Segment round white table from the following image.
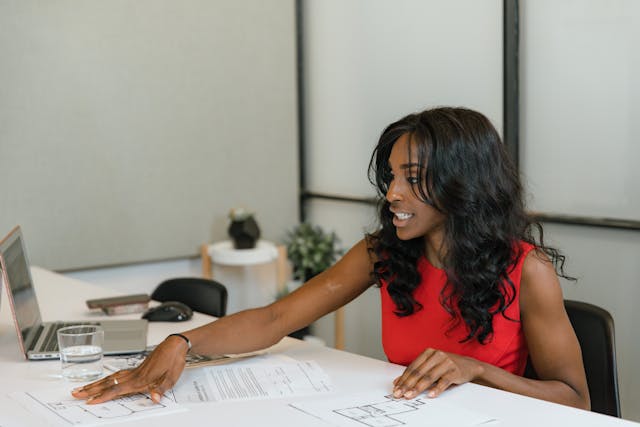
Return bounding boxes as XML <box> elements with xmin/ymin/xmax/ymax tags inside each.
<box><xmin>202</xmin><ymin>240</ymin><xmax>287</xmax><ymax>314</ymax></box>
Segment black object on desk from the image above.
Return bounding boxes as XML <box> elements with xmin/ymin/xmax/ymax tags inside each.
<box><xmin>142</xmin><ymin>301</ymin><xmax>193</xmax><ymax>322</ymax></box>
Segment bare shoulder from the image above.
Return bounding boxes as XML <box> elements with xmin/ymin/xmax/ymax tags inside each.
<box><xmin>294</xmin><ymin>238</ymin><xmax>376</xmax><ymax>299</ymax></box>
<box><xmin>329</xmin><ymin>238</ymin><xmax>377</xmax><ymax>283</ymax></box>
<box><xmin>520</xmin><ymin>249</ymin><xmax>565</xmax><ymax>319</ymax></box>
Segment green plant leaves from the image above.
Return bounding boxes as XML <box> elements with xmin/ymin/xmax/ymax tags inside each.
<box><xmin>284</xmin><ymin>223</ymin><xmax>341</xmax><ymax>281</ymax></box>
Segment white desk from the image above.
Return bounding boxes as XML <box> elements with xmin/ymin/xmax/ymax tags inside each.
<box><xmin>0</xmin><ymin>267</ymin><xmax>637</xmax><ymax>427</ymax></box>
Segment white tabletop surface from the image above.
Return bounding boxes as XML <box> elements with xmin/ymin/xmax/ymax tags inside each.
<box><xmin>0</xmin><ymin>267</ymin><xmax>637</xmax><ymax>427</ymax></box>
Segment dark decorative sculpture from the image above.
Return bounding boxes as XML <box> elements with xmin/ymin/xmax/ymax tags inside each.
<box><xmin>227</xmin><ymin>208</ymin><xmax>260</xmax><ymax>249</ymax></box>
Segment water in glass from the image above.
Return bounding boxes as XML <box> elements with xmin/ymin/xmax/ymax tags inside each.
<box><xmin>61</xmin><ymin>344</ymin><xmax>103</xmax><ymax>381</ymax></box>
<box><xmin>57</xmin><ymin>325</ymin><xmax>104</xmax><ymax>382</ymax></box>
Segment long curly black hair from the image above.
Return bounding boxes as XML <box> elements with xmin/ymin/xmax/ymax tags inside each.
<box><xmin>367</xmin><ymin>107</ymin><xmax>572</xmax><ymax>344</ymax></box>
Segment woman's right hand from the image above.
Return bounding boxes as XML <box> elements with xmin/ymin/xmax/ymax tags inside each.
<box><xmin>71</xmin><ymin>335</ymin><xmax>189</xmax><ymax>404</ymax></box>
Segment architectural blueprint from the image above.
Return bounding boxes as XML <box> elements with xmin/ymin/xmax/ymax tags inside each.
<box><xmin>289</xmin><ymin>391</ymin><xmax>497</xmax><ymax>427</ymax></box>
<box><xmin>10</xmin><ymin>389</ymin><xmax>185</xmax><ymax>426</ymax></box>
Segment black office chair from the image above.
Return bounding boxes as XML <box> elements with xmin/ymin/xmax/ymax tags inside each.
<box><xmin>523</xmin><ymin>299</ymin><xmax>621</xmax><ymax>418</ymax></box>
<box><xmin>151</xmin><ymin>277</ymin><xmax>228</xmax><ymax>317</ymax></box>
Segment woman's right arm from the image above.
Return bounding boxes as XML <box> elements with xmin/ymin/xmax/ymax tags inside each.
<box><xmin>72</xmin><ymin>238</ymin><xmax>375</xmax><ymax>404</ymax></box>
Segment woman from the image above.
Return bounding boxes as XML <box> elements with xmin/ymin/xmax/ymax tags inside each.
<box><xmin>73</xmin><ymin>107</ymin><xmax>590</xmax><ymax>409</ymax></box>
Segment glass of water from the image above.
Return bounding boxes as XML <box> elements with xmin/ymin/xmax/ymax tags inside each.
<box><xmin>57</xmin><ymin>325</ymin><xmax>104</xmax><ymax>382</ymax></box>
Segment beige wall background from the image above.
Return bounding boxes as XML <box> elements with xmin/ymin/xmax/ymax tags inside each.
<box><xmin>0</xmin><ymin>0</ymin><xmax>298</xmax><ymax>271</ymax></box>
<box><xmin>519</xmin><ymin>0</ymin><xmax>640</xmax><ymax>420</ymax></box>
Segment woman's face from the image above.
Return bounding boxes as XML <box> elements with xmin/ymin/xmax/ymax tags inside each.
<box><xmin>385</xmin><ymin>133</ymin><xmax>446</xmax><ymax>243</ymax></box>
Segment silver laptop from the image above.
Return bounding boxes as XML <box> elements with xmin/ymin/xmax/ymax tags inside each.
<box><xmin>0</xmin><ymin>226</ymin><xmax>148</xmax><ymax>360</ymax></box>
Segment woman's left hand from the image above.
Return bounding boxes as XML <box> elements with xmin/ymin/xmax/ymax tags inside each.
<box><xmin>392</xmin><ymin>348</ymin><xmax>483</xmax><ymax>399</ymax></box>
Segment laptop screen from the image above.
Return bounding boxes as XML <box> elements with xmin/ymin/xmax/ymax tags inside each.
<box><xmin>0</xmin><ymin>228</ymin><xmax>42</xmax><ymax>341</ymax></box>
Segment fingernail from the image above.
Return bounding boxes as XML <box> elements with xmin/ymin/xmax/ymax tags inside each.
<box><xmin>428</xmin><ymin>390</ymin><xmax>436</xmax><ymax>398</ymax></box>
<box><xmin>393</xmin><ymin>388</ymin><xmax>402</xmax><ymax>398</ymax></box>
<box><xmin>404</xmin><ymin>390</ymin><xmax>415</xmax><ymax>398</ymax></box>
<box><xmin>87</xmin><ymin>391</ymin><xmax>103</xmax><ymax>404</ymax></box>
<box><xmin>72</xmin><ymin>387</ymin><xmax>83</xmax><ymax>392</ymax></box>
<box><xmin>151</xmin><ymin>392</ymin><xmax>161</xmax><ymax>402</ymax></box>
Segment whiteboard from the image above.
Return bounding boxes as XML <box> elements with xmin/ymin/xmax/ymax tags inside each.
<box><xmin>520</xmin><ymin>0</ymin><xmax>640</xmax><ymax>221</ymax></box>
<box><xmin>303</xmin><ymin>0</ymin><xmax>503</xmax><ymax>199</ymax></box>
<box><xmin>0</xmin><ymin>0</ymin><xmax>298</xmax><ymax>270</ymax></box>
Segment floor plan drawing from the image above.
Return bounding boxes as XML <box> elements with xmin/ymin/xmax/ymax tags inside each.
<box><xmin>332</xmin><ymin>395</ymin><xmax>428</xmax><ymax>427</ymax></box>
<box><xmin>11</xmin><ymin>389</ymin><xmax>185</xmax><ymax>427</ymax></box>
<box><xmin>289</xmin><ymin>390</ymin><xmax>496</xmax><ymax>427</ymax></box>
<box><xmin>32</xmin><ymin>393</ymin><xmax>170</xmax><ymax>425</ymax></box>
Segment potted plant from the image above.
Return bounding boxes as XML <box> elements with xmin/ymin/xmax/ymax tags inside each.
<box><xmin>284</xmin><ymin>222</ymin><xmax>341</xmax><ymax>283</ymax></box>
<box><xmin>282</xmin><ymin>222</ymin><xmax>341</xmax><ymax>340</ymax></box>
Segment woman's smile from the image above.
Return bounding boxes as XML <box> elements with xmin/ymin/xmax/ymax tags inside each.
<box><xmin>391</xmin><ymin>210</ymin><xmax>414</xmax><ymax>226</ymax></box>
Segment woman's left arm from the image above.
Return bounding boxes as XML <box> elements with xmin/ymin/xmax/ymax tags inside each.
<box><xmin>392</xmin><ymin>251</ymin><xmax>590</xmax><ymax>409</ymax></box>
<box><xmin>510</xmin><ymin>249</ymin><xmax>590</xmax><ymax>408</ymax></box>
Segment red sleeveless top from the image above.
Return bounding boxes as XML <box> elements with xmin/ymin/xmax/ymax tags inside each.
<box><xmin>380</xmin><ymin>242</ymin><xmax>534</xmax><ymax>375</ymax></box>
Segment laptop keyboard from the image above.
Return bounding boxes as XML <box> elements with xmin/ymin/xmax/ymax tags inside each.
<box><xmin>42</xmin><ymin>322</ymin><xmax>98</xmax><ymax>352</ymax></box>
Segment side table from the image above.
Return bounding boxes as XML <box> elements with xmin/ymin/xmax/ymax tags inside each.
<box><xmin>200</xmin><ymin>240</ymin><xmax>287</xmax><ymax>313</ymax></box>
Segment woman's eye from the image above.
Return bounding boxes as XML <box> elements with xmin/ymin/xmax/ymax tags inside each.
<box><xmin>407</xmin><ymin>176</ymin><xmax>419</xmax><ymax>185</ymax></box>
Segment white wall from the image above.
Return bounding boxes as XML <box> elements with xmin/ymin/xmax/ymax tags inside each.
<box><xmin>303</xmin><ymin>0</ymin><xmax>503</xmax><ymax>199</ymax></box>
<box><xmin>0</xmin><ymin>0</ymin><xmax>298</xmax><ymax>271</ymax></box>
<box><xmin>66</xmin><ymin>258</ymin><xmax>201</xmax><ymax>296</ymax></box>
<box><xmin>520</xmin><ymin>1</ymin><xmax>640</xmax><ymax>419</ymax></box>
<box><xmin>521</xmin><ymin>0</ymin><xmax>640</xmax><ymax>220</ymax></box>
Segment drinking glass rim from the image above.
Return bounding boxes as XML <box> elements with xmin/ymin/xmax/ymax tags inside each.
<box><xmin>57</xmin><ymin>324</ymin><xmax>104</xmax><ymax>336</ymax></box>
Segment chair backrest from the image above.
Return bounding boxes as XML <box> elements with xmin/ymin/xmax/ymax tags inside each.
<box><xmin>565</xmin><ymin>300</ymin><xmax>621</xmax><ymax>417</ymax></box>
<box><xmin>151</xmin><ymin>277</ymin><xmax>228</xmax><ymax>317</ymax></box>
<box><xmin>523</xmin><ymin>300</ymin><xmax>621</xmax><ymax>418</ymax></box>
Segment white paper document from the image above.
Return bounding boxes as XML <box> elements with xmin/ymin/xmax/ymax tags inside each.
<box><xmin>170</xmin><ymin>355</ymin><xmax>333</xmax><ymax>403</ymax></box>
<box><xmin>9</xmin><ymin>388</ymin><xmax>186</xmax><ymax>427</ymax></box>
<box><xmin>289</xmin><ymin>391</ymin><xmax>498</xmax><ymax>427</ymax></box>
